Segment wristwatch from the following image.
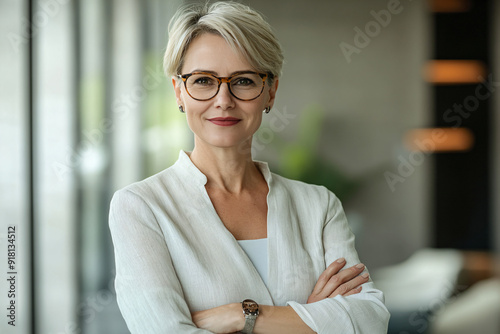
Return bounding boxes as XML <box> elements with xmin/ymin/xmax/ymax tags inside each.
<box><xmin>241</xmin><ymin>299</ymin><xmax>259</xmax><ymax>334</ymax></box>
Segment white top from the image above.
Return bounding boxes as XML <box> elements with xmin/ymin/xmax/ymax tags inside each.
<box><xmin>237</xmin><ymin>238</ymin><xmax>269</xmax><ymax>287</ymax></box>
<box><xmin>109</xmin><ymin>150</ymin><xmax>389</xmax><ymax>333</ymax></box>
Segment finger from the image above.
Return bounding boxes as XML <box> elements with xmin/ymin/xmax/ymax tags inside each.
<box><xmin>329</xmin><ymin>272</ymin><xmax>369</xmax><ymax>298</ymax></box>
<box><xmin>311</xmin><ymin>261</ymin><xmax>362</xmax><ymax>301</ymax></box>
<box><xmin>343</xmin><ymin>285</ymin><xmax>362</xmax><ymax>297</ymax></box>
<box><xmin>311</xmin><ymin>258</ymin><xmax>346</xmax><ymax>295</ymax></box>
<box><xmin>321</xmin><ymin>263</ymin><xmax>366</xmax><ymax>297</ymax></box>
<box><xmin>321</xmin><ymin>263</ymin><xmax>365</xmax><ymax>298</ymax></box>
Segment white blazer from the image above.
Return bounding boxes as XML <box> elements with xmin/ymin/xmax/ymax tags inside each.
<box><xmin>109</xmin><ymin>151</ymin><xmax>390</xmax><ymax>333</ymax></box>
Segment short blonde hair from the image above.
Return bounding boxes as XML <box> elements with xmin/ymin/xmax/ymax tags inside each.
<box><xmin>163</xmin><ymin>1</ymin><xmax>284</xmax><ymax>81</ymax></box>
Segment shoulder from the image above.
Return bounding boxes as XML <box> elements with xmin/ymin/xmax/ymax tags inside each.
<box><xmin>108</xmin><ymin>165</ymin><xmax>187</xmax><ymax>233</ymax></box>
<box><xmin>271</xmin><ymin>172</ymin><xmax>337</xmax><ymax>198</ymax></box>
<box><xmin>110</xmin><ymin>165</ymin><xmax>181</xmax><ymax>209</ymax></box>
<box><xmin>270</xmin><ymin>172</ymin><xmax>342</xmax><ymax>209</ymax></box>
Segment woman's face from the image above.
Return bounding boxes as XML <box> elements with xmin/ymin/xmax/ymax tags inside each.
<box><xmin>173</xmin><ymin>33</ymin><xmax>278</xmax><ymax>150</ymax></box>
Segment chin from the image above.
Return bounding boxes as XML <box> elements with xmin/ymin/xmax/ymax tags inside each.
<box><xmin>205</xmin><ymin>135</ymin><xmax>252</xmax><ymax>150</ymax></box>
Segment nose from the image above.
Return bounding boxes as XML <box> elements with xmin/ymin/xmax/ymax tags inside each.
<box><xmin>213</xmin><ymin>82</ymin><xmax>235</xmax><ymax>110</ymax></box>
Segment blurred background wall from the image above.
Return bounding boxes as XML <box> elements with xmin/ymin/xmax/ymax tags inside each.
<box><xmin>250</xmin><ymin>0</ymin><xmax>432</xmax><ymax>269</ymax></box>
<box><xmin>0</xmin><ymin>0</ymin><xmax>499</xmax><ymax>333</ymax></box>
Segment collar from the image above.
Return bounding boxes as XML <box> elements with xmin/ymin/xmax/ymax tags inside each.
<box><xmin>173</xmin><ymin>150</ymin><xmax>273</xmax><ymax>187</ymax></box>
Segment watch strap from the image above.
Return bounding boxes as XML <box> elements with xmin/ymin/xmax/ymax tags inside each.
<box><xmin>241</xmin><ymin>314</ymin><xmax>257</xmax><ymax>333</ymax></box>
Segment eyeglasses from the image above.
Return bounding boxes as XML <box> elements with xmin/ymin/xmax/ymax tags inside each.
<box><xmin>177</xmin><ymin>71</ymin><xmax>268</xmax><ymax>101</ymax></box>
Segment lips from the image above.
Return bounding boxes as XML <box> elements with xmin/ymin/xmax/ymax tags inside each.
<box><xmin>207</xmin><ymin>117</ymin><xmax>241</xmax><ymax>126</ymax></box>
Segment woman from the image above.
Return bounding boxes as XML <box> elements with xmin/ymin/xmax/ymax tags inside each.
<box><xmin>109</xmin><ymin>2</ymin><xmax>390</xmax><ymax>333</ymax></box>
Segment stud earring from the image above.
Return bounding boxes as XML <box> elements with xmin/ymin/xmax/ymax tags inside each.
<box><xmin>179</xmin><ymin>105</ymin><xmax>185</xmax><ymax>113</ymax></box>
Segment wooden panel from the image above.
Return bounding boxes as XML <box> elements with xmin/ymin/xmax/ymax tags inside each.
<box><xmin>405</xmin><ymin>127</ymin><xmax>474</xmax><ymax>152</ymax></box>
<box><xmin>425</xmin><ymin>60</ymin><xmax>486</xmax><ymax>84</ymax></box>
<box><xmin>429</xmin><ymin>0</ymin><xmax>471</xmax><ymax>12</ymax></box>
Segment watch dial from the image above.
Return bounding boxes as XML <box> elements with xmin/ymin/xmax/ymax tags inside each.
<box><xmin>243</xmin><ymin>300</ymin><xmax>259</xmax><ymax>315</ymax></box>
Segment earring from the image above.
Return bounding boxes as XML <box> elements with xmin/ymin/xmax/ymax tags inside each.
<box><xmin>263</xmin><ymin>107</ymin><xmax>271</xmax><ymax>114</ymax></box>
<box><xmin>178</xmin><ymin>105</ymin><xmax>185</xmax><ymax>113</ymax></box>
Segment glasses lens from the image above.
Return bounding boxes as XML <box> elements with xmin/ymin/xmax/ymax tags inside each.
<box><xmin>185</xmin><ymin>73</ymin><xmax>265</xmax><ymax>100</ymax></box>
<box><xmin>185</xmin><ymin>74</ymin><xmax>219</xmax><ymax>100</ymax></box>
<box><xmin>229</xmin><ymin>73</ymin><xmax>264</xmax><ymax>100</ymax></box>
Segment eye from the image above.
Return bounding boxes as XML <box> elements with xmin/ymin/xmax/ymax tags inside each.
<box><xmin>232</xmin><ymin>77</ymin><xmax>256</xmax><ymax>86</ymax></box>
<box><xmin>192</xmin><ymin>76</ymin><xmax>217</xmax><ymax>86</ymax></box>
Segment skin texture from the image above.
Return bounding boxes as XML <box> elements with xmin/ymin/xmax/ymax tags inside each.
<box><xmin>172</xmin><ymin>33</ymin><xmax>369</xmax><ymax>334</ymax></box>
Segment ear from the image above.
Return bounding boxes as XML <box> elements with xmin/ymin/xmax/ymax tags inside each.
<box><xmin>172</xmin><ymin>76</ymin><xmax>183</xmax><ymax>106</ymax></box>
<box><xmin>266</xmin><ymin>78</ymin><xmax>279</xmax><ymax>110</ymax></box>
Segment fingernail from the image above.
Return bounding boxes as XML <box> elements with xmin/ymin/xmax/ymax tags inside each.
<box><xmin>356</xmin><ymin>263</ymin><xmax>365</xmax><ymax>269</ymax></box>
<box><xmin>337</xmin><ymin>258</ymin><xmax>346</xmax><ymax>263</ymax></box>
<box><xmin>361</xmin><ymin>273</ymin><xmax>369</xmax><ymax>279</ymax></box>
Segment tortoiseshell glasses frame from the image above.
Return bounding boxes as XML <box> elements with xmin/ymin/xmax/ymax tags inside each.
<box><xmin>177</xmin><ymin>71</ymin><xmax>268</xmax><ymax>101</ymax></box>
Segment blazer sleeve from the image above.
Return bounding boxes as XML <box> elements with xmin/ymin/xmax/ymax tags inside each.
<box><xmin>286</xmin><ymin>190</ymin><xmax>390</xmax><ymax>333</ymax></box>
<box><xmin>109</xmin><ymin>189</ymin><xmax>212</xmax><ymax>334</ymax></box>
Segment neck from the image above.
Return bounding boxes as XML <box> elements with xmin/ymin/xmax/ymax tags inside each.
<box><xmin>188</xmin><ymin>138</ymin><xmax>263</xmax><ymax>194</ymax></box>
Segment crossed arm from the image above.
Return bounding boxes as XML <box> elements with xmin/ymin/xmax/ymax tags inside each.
<box><xmin>191</xmin><ymin>258</ymin><xmax>369</xmax><ymax>334</ymax></box>
<box><xmin>110</xmin><ymin>189</ymin><xmax>389</xmax><ymax>333</ymax></box>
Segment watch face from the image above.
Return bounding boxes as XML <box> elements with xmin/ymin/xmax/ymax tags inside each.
<box><xmin>242</xmin><ymin>299</ymin><xmax>259</xmax><ymax>316</ymax></box>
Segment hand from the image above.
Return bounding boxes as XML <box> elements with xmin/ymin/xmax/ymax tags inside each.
<box><xmin>307</xmin><ymin>258</ymin><xmax>369</xmax><ymax>304</ymax></box>
<box><xmin>191</xmin><ymin>302</ymin><xmax>243</xmax><ymax>333</ymax></box>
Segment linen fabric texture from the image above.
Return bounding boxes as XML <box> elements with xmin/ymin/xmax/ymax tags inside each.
<box><xmin>109</xmin><ymin>151</ymin><xmax>390</xmax><ymax>333</ymax></box>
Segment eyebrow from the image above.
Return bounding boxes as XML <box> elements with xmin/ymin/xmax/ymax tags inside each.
<box><xmin>189</xmin><ymin>69</ymin><xmax>256</xmax><ymax>76</ymax></box>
